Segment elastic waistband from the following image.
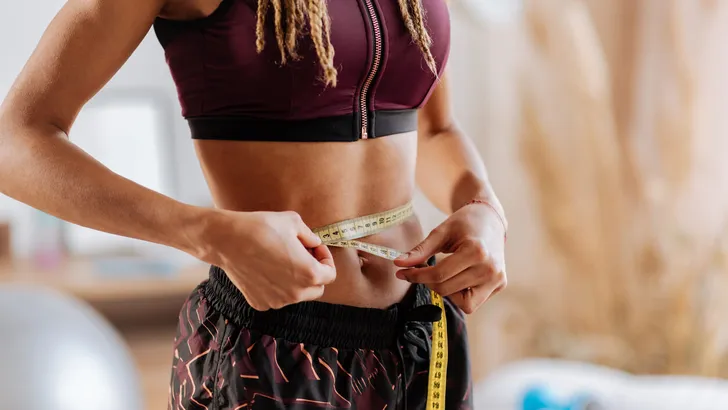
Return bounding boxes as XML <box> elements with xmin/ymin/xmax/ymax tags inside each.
<box><xmin>203</xmin><ymin>263</ymin><xmax>437</xmax><ymax>350</ymax></box>
<box><xmin>187</xmin><ymin>109</ymin><xmax>417</xmax><ymax>142</ymax></box>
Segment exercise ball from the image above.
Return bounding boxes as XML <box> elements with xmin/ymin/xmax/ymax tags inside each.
<box><xmin>0</xmin><ymin>284</ymin><xmax>144</xmax><ymax>410</ymax></box>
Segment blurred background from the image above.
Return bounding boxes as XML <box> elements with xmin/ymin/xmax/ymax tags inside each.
<box><xmin>2</xmin><ymin>0</ymin><xmax>728</xmax><ymax>409</ymax></box>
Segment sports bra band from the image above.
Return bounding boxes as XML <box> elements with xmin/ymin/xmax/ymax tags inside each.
<box><xmin>187</xmin><ymin>109</ymin><xmax>418</xmax><ymax>142</ymax></box>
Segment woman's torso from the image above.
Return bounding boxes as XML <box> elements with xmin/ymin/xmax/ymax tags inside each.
<box><xmin>155</xmin><ymin>0</ymin><xmax>450</xmax><ymax>308</ymax></box>
<box><xmin>196</xmin><ymin>135</ymin><xmax>422</xmax><ymax>308</ymax></box>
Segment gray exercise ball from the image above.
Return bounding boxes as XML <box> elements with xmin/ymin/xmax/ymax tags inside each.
<box><xmin>0</xmin><ymin>284</ymin><xmax>144</xmax><ymax>410</ymax></box>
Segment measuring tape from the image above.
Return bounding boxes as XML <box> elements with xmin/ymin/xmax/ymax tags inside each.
<box><xmin>313</xmin><ymin>202</ymin><xmax>448</xmax><ymax>409</ymax></box>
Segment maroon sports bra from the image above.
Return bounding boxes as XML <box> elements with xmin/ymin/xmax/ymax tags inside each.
<box><xmin>153</xmin><ymin>0</ymin><xmax>450</xmax><ymax>142</ymax></box>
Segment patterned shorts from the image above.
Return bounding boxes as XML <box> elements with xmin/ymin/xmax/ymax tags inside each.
<box><xmin>168</xmin><ymin>265</ymin><xmax>473</xmax><ymax>409</ymax></box>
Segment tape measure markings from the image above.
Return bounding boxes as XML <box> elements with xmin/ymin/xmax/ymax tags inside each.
<box><xmin>312</xmin><ymin>202</ymin><xmax>448</xmax><ymax>409</ymax></box>
<box><xmin>314</xmin><ymin>202</ymin><xmax>414</xmax><ymax>244</ymax></box>
<box><xmin>427</xmin><ymin>291</ymin><xmax>448</xmax><ymax>410</ymax></box>
<box><xmin>323</xmin><ymin>240</ymin><xmax>403</xmax><ymax>260</ymax></box>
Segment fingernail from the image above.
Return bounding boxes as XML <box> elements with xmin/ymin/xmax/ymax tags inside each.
<box><xmin>395</xmin><ymin>252</ymin><xmax>410</xmax><ymax>261</ymax></box>
<box><xmin>395</xmin><ymin>271</ymin><xmax>406</xmax><ymax>280</ymax></box>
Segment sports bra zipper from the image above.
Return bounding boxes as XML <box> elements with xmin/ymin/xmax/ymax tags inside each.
<box><xmin>359</xmin><ymin>0</ymin><xmax>383</xmax><ymax>139</ymax></box>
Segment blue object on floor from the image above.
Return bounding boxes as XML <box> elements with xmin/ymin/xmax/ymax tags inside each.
<box><xmin>0</xmin><ymin>285</ymin><xmax>144</xmax><ymax>410</ymax></box>
<box><xmin>522</xmin><ymin>385</ymin><xmax>601</xmax><ymax>410</ymax></box>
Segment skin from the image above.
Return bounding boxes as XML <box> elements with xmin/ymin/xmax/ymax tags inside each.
<box><xmin>0</xmin><ymin>0</ymin><xmax>507</xmax><ymax>313</ymax></box>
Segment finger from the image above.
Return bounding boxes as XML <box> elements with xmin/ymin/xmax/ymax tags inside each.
<box><xmin>310</xmin><ymin>243</ymin><xmax>334</xmax><ymax>264</ymax></box>
<box><xmin>311</xmin><ymin>244</ymin><xmax>336</xmax><ymax>269</ymax></box>
<box><xmin>289</xmin><ymin>241</ymin><xmax>337</xmax><ymax>286</ymax></box>
<box><xmin>447</xmin><ymin>285</ymin><xmax>488</xmax><ymax>315</ymax></box>
<box><xmin>395</xmin><ymin>253</ymin><xmax>467</xmax><ymax>284</ymax></box>
<box><xmin>291</xmin><ymin>213</ymin><xmax>323</xmax><ymax>248</ymax></box>
<box><xmin>394</xmin><ymin>227</ymin><xmax>448</xmax><ymax>268</ymax></box>
<box><xmin>447</xmin><ymin>269</ymin><xmax>506</xmax><ymax>314</ymax></box>
<box><xmin>395</xmin><ymin>245</ymin><xmax>477</xmax><ymax>283</ymax></box>
<box><xmin>295</xmin><ymin>285</ymin><xmax>326</xmax><ymax>303</ymax></box>
<box><xmin>428</xmin><ymin>266</ymin><xmax>482</xmax><ymax>296</ymax></box>
<box><xmin>491</xmin><ymin>281</ymin><xmax>506</xmax><ymax>297</ymax></box>
<box><xmin>306</xmin><ymin>248</ymin><xmax>337</xmax><ymax>285</ymax></box>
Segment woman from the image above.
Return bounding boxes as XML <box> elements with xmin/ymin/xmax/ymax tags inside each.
<box><xmin>0</xmin><ymin>0</ymin><xmax>507</xmax><ymax>408</ymax></box>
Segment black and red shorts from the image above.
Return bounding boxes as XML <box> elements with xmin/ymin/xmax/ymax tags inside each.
<box><xmin>168</xmin><ymin>265</ymin><xmax>473</xmax><ymax>409</ymax></box>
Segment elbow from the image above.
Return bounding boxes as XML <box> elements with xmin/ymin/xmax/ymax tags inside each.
<box><xmin>0</xmin><ymin>111</ymin><xmax>36</xmax><ymax>197</ymax></box>
<box><xmin>0</xmin><ymin>102</ymin><xmax>24</xmax><ymax>146</ymax></box>
<box><xmin>0</xmin><ymin>107</ymin><xmax>13</xmax><ymax>159</ymax></box>
<box><xmin>0</xmin><ymin>101</ymin><xmax>70</xmax><ymax>194</ymax></box>
<box><xmin>0</xmin><ymin>105</ymin><xmax>68</xmax><ymax>146</ymax></box>
<box><xmin>0</xmin><ymin>111</ymin><xmax>16</xmax><ymax>188</ymax></box>
<box><xmin>0</xmin><ymin>104</ymin><xmax>21</xmax><ymax>150</ymax></box>
<box><xmin>0</xmin><ymin>108</ymin><xmax>33</xmax><ymax>182</ymax></box>
<box><xmin>0</xmin><ymin>104</ymin><xmax>9</xmax><ymax>140</ymax></box>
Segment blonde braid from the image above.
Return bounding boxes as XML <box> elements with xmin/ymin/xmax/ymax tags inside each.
<box><xmin>286</xmin><ymin>0</ymin><xmax>299</xmax><ymax>60</ymax></box>
<box><xmin>270</xmin><ymin>0</ymin><xmax>288</xmax><ymax>63</ymax></box>
<box><xmin>404</xmin><ymin>0</ymin><xmax>438</xmax><ymax>75</ymax></box>
<box><xmin>255</xmin><ymin>0</ymin><xmax>270</xmax><ymax>52</ymax></box>
<box><xmin>320</xmin><ymin>0</ymin><xmax>335</xmax><ymax>63</ymax></box>
<box><xmin>254</xmin><ymin>0</ymin><xmax>436</xmax><ymax>86</ymax></box>
<box><xmin>293</xmin><ymin>0</ymin><xmax>306</xmax><ymax>29</ymax></box>
<box><xmin>397</xmin><ymin>0</ymin><xmax>419</xmax><ymax>43</ymax></box>
<box><xmin>305</xmin><ymin>0</ymin><xmax>337</xmax><ymax>85</ymax></box>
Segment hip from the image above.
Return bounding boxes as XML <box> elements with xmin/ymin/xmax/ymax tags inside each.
<box><xmin>168</xmin><ymin>269</ymin><xmax>473</xmax><ymax>409</ymax></box>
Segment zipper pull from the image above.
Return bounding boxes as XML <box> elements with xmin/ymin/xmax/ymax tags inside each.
<box><xmin>361</xmin><ymin>126</ymin><xmax>368</xmax><ymax>139</ymax></box>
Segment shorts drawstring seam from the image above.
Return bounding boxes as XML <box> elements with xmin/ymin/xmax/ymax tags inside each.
<box><xmin>212</xmin><ymin>316</ymin><xmax>231</xmax><ymax>410</ymax></box>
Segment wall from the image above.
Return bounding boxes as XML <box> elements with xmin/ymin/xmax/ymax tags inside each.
<box><xmin>0</xmin><ymin>0</ymin><xmax>208</xmax><ymax>256</ymax></box>
<box><xmin>466</xmin><ymin>0</ymin><xmax>728</xmax><ymax>379</ymax></box>
<box><xmin>0</xmin><ymin>0</ymin><xmax>509</xmax><ymax>258</ymax></box>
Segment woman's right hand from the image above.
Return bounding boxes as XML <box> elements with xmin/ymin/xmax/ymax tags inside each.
<box><xmin>194</xmin><ymin>209</ymin><xmax>337</xmax><ymax>311</ymax></box>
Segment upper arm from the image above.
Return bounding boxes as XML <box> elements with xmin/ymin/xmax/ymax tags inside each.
<box><xmin>418</xmin><ymin>0</ymin><xmax>454</xmax><ymax>138</ymax></box>
<box><xmin>0</xmin><ymin>0</ymin><xmax>166</xmax><ymax>133</ymax></box>
<box><xmin>417</xmin><ymin>72</ymin><xmax>456</xmax><ymax>138</ymax></box>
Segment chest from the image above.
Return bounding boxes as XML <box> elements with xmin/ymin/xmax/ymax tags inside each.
<box><xmin>203</xmin><ymin>0</ymin><xmax>451</xmax><ymax>79</ymax></box>
<box><xmin>155</xmin><ymin>0</ymin><xmax>451</xmax><ymax>120</ymax></box>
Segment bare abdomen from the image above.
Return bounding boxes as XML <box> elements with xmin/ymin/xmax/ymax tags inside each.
<box><xmin>193</xmin><ymin>131</ymin><xmax>423</xmax><ymax>308</ymax></box>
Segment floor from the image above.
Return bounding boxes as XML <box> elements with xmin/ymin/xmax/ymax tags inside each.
<box><xmin>125</xmin><ymin>325</ymin><xmax>177</xmax><ymax>410</ymax></box>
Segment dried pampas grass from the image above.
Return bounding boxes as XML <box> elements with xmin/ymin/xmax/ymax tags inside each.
<box><xmin>499</xmin><ymin>0</ymin><xmax>728</xmax><ymax>377</ymax></box>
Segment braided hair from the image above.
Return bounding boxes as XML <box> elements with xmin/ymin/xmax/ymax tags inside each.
<box><xmin>254</xmin><ymin>0</ymin><xmax>437</xmax><ymax>87</ymax></box>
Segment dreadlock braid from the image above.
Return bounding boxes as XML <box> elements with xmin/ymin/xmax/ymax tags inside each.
<box><xmin>255</xmin><ymin>0</ymin><xmax>270</xmax><ymax>52</ymax></box>
<box><xmin>306</xmin><ymin>0</ymin><xmax>337</xmax><ymax>85</ymax></box>
<box><xmin>284</xmin><ymin>0</ymin><xmax>299</xmax><ymax>59</ymax></box>
<box><xmin>254</xmin><ymin>0</ymin><xmax>438</xmax><ymax>87</ymax></box>
<box><xmin>397</xmin><ymin>0</ymin><xmax>419</xmax><ymax>44</ymax></box>
<box><xmin>407</xmin><ymin>0</ymin><xmax>438</xmax><ymax>75</ymax></box>
<box><xmin>270</xmin><ymin>0</ymin><xmax>287</xmax><ymax>63</ymax></box>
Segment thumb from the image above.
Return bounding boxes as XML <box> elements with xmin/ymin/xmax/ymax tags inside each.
<box><xmin>394</xmin><ymin>228</ymin><xmax>447</xmax><ymax>267</ymax></box>
<box><xmin>310</xmin><ymin>244</ymin><xmax>336</xmax><ymax>270</ymax></box>
<box><xmin>293</xmin><ymin>218</ymin><xmax>323</xmax><ymax>249</ymax></box>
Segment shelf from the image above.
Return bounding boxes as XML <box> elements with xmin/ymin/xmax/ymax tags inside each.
<box><xmin>0</xmin><ymin>258</ymin><xmax>208</xmax><ymax>303</ymax></box>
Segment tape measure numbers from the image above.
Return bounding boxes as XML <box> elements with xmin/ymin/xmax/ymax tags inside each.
<box><xmin>426</xmin><ymin>291</ymin><xmax>448</xmax><ymax>410</ymax></box>
<box><xmin>313</xmin><ymin>202</ymin><xmax>448</xmax><ymax>410</ymax></box>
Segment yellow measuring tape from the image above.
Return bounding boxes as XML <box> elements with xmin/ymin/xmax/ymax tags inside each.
<box><xmin>313</xmin><ymin>202</ymin><xmax>448</xmax><ymax>409</ymax></box>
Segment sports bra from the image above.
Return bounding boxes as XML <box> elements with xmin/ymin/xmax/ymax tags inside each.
<box><xmin>153</xmin><ymin>0</ymin><xmax>451</xmax><ymax>142</ymax></box>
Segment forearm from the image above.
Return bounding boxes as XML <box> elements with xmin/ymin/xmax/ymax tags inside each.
<box><xmin>0</xmin><ymin>120</ymin><xmax>209</xmax><ymax>258</ymax></box>
<box><xmin>416</xmin><ymin>126</ymin><xmax>507</xmax><ymax>226</ymax></box>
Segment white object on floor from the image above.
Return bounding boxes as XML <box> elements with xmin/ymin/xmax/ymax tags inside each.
<box><xmin>473</xmin><ymin>359</ymin><xmax>728</xmax><ymax>410</ymax></box>
<box><xmin>0</xmin><ymin>285</ymin><xmax>144</xmax><ymax>410</ymax></box>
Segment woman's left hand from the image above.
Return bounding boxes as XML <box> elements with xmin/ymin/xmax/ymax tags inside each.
<box><xmin>393</xmin><ymin>202</ymin><xmax>507</xmax><ymax>314</ymax></box>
